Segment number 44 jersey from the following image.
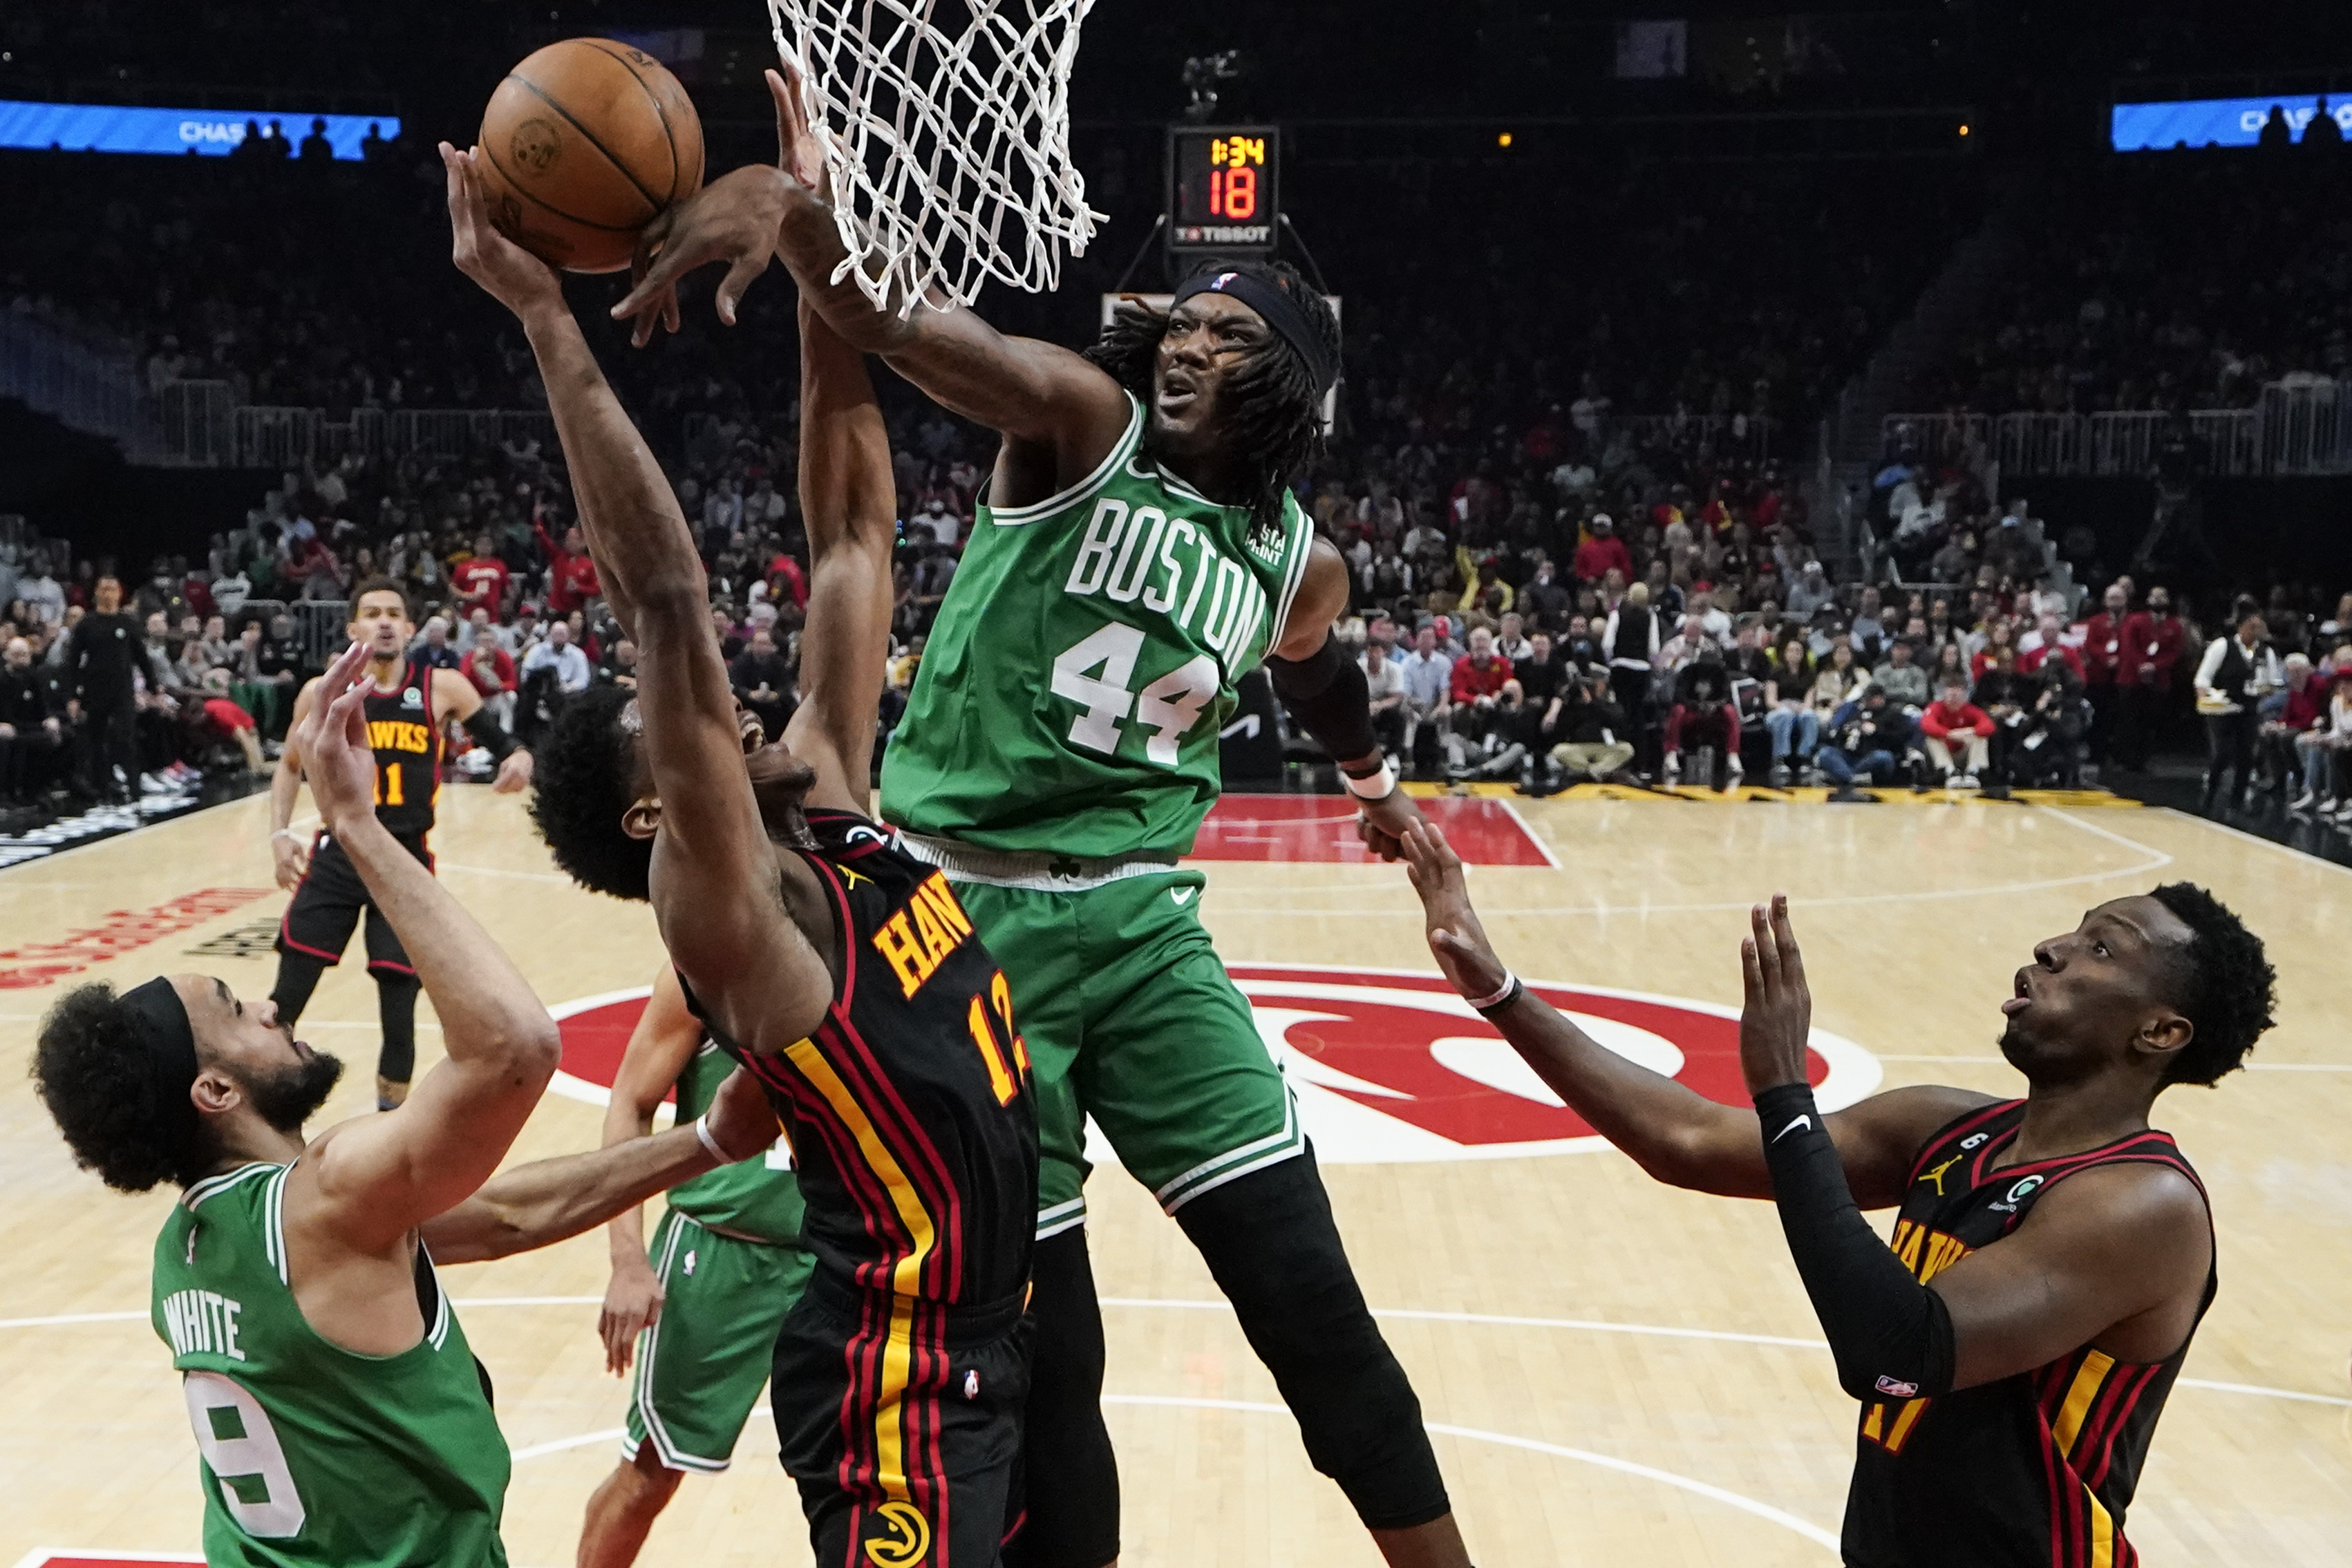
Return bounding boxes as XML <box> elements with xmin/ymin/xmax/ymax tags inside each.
<box><xmin>881</xmin><ymin>393</ymin><xmax>1316</xmax><ymax>860</ymax></box>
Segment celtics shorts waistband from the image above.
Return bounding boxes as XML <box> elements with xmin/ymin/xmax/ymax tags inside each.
<box><xmin>894</xmin><ymin>831</ymin><xmax>1180</xmax><ymax>893</ymax></box>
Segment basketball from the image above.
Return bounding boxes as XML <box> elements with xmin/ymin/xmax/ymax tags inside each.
<box><xmin>474</xmin><ymin>37</ymin><xmax>704</xmax><ymax>274</ymax></box>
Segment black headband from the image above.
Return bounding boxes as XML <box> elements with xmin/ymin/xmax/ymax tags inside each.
<box><xmin>1169</xmin><ymin>268</ymin><xmax>1339</xmax><ymax>395</ymax></box>
<box><xmin>122</xmin><ymin>976</ymin><xmax>202</xmax><ymax>1164</ymax></box>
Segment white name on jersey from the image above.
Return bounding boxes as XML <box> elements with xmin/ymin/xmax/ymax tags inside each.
<box><xmin>1063</xmin><ymin>497</ymin><xmax>1270</xmax><ymax>677</ymax></box>
<box><xmin>163</xmin><ymin>1286</ymin><xmax>247</xmax><ymax>1361</ymax></box>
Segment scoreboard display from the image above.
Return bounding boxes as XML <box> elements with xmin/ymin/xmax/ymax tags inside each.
<box><xmin>1167</xmin><ymin>126</ymin><xmax>1279</xmax><ymax>252</ymax></box>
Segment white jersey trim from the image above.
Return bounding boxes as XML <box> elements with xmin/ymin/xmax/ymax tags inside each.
<box><xmin>1265</xmin><ymin>502</ymin><xmax>1317</xmax><ymax>667</ymax></box>
<box><xmin>262</xmin><ymin>1164</ymin><xmax>292</xmax><ymax>1286</ymax></box>
<box><xmin>983</xmin><ymin>394</ymin><xmax>1146</xmax><ymax>527</ymax></box>
<box><xmin>183</xmin><ymin>1160</ymin><xmax>281</xmax><ymax>1211</ymax></box>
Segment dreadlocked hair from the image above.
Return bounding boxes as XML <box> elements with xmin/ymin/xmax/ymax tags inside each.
<box><xmin>1084</xmin><ymin>258</ymin><xmax>1339</xmax><ymax>536</ymax></box>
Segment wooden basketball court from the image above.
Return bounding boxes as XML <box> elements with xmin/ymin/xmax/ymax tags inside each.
<box><xmin>2</xmin><ymin>786</ymin><xmax>2346</xmax><ymax>1567</ymax></box>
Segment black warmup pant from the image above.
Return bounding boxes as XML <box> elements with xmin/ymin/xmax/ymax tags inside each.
<box><xmin>2086</xmin><ymin>683</ymin><xmax>2119</xmax><ymax>764</ymax></box>
<box><xmin>0</xmin><ymin>729</ymin><xmax>60</xmax><ymax>800</ymax></box>
<box><xmin>80</xmin><ymin>693</ymin><xmax>136</xmax><ymax>797</ymax></box>
<box><xmin>2203</xmin><ymin>711</ymin><xmax>2258</xmax><ymax>807</ymax></box>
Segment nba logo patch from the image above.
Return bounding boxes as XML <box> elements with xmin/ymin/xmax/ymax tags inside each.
<box><xmin>1874</xmin><ymin>1375</ymin><xmax>1920</xmax><ymax>1399</ymax></box>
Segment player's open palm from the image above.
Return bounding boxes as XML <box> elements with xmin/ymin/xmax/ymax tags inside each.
<box><xmin>440</xmin><ymin>142</ymin><xmax>564</xmax><ymax>322</ymax></box>
<box><xmin>1738</xmin><ymin>893</ymin><xmax>1813</xmax><ymax>1095</ymax></box>
<box><xmin>599</xmin><ymin>1256</ymin><xmax>664</xmax><ymax>1377</ymax></box>
<box><xmin>1399</xmin><ymin>822</ymin><xmax>1507</xmax><ymax>1001</ymax></box>
<box><xmin>296</xmin><ymin>643</ymin><xmax>382</xmax><ymax>837</ymax></box>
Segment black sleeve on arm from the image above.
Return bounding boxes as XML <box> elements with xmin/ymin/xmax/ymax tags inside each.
<box><xmin>1266</xmin><ymin>632</ymin><xmax>1379</xmax><ymax>766</ymax></box>
<box><xmin>461</xmin><ymin>706</ymin><xmax>520</xmax><ymax>764</ymax></box>
<box><xmin>1755</xmin><ymin>1082</ymin><xmax>1955</xmax><ymax>1402</ymax></box>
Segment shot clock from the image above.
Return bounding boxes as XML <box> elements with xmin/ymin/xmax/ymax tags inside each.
<box><xmin>1167</xmin><ymin>125</ymin><xmax>1279</xmax><ymax>252</ymax></box>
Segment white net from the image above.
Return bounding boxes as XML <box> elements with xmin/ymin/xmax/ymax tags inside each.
<box><xmin>768</xmin><ymin>0</ymin><xmax>1102</xmax><ymax>317</ymax></box>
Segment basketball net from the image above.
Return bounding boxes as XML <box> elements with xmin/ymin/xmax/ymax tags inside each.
<box><xmin>767</xmin><ymin>0</ymin><xmax>1102</xmax><ymax>316</ymax></box>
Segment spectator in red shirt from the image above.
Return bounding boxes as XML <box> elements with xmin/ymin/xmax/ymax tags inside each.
<box><xmin>534</xmin><ymin>516</ymin><xmax>601</xmax><ymax>616</ymax></box>
<box><xmin>767</xmin><ymin>551</ymin><xmax>808</xmax><ymax>612</ymax></box>
<box><xmin>451</xmin><ymin>533</ymin><xmax>511</xmax><ymax>618</ymax></box>
<box><xmin>2017</xmin><ymin>612</ymin><xmax>2083</xmax><ymax>681</ymax></box>
<box><xmin>1573</xmin><ymin>513</ymin><xmax>1633</xmax><ymax>587</ymax></box>
<box><xmin>1447</xmin><ymin>626</ymin><xmax>1516</xmax><ymax>765</ymax></box>
<box><xmin>1919</xmin><ymin>672</ymin><xmax>1997</xmax><ymax>786</ymax></box>
<box><xmin>2115</xmin><ymin>585</ymin><xmax>2184</xmax><ymax>771</ymax></box>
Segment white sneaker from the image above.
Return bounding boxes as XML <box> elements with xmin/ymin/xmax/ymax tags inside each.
<box><xmin>1724</xmin><ymin>758</ymin><xmax>1744</xmax><ymax>794</ymax></box>
<box><xmin>1956</xmin><ymin>773</ymin><xmax>1982</xmax><ymax>790</ymax></box>
<box><xmin>1663</xmin><ymin>755</ymin><xmax>1682</xmax><ymax>784</ymax></box>
<box><xmin>2292</xmin><ymin>791</ymin><xmax>2318</xmax><ymax>813</ymax></box>
<box><xmin>138</xmin><ymin>773</ymin><xmax>171</xmax><ymax>795</ymax></box>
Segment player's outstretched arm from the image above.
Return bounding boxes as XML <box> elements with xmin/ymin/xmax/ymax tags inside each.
<box><xmin>596</xmin><ymin>965</ymin><xmax>704</xmax><ymax>1374</ymax></box>
<box><xmin>609</xmin><ymin>68</ymin><xmax>1129</xmax><ymax>477</ymax></box>
<box><xmin>783</xmin><ymin>297</ymin><xmax>894</xmax><ymax>815</ymax></box>
<box><xmin>1267</xmin><ymin>541</ymin><xmax>1431</xmax><ymax>862</ymax></box>
<box><xmin>420</xmin><ymin>1067</ymin><xmax>775</xmax><ymax>1264</ymax></box>
<box><xmin>429</xmin><ymin>665</ymin><xmax>532</xmax><ymax>793</ymax></box>
<box><xmin>265</xmin><ymin>677</ymin><xmax>323</xmax><ymax>889</ymax></box>
<box><xmin>443</xmin><ymin>140</ymin><xmax>836</xmax><ymax>1054</ymax></box>
<box><xmin>287</xmin><ymin>643</ymin><xmax>561</xmax><ymax>1252</ymax></box>
<box><xmin>1400</xmin><ymin>823</ymin><xmax>1986</xmax><ymax>1205</ymax></box>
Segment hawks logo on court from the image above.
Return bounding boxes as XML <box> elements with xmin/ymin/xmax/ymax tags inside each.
<box><xmin>547</xmin><ymin>963</ymin><xmax>1879</xmax><ymax>1164</ymax></box>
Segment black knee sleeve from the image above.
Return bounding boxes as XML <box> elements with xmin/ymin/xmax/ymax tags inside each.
<box><xmin>270</xmin><ymin>952</ymin><xmax>328</xmax><ymax>1027</ymax></box>
<box><xmin>1004</xmin><ymin>1227</ymin><xmax>1120</xmax><ymax>1568</ymax></box>
<box><xmin>375</xmin><ymin>972</ymin><xmax>421</xmax><ymax>1085</ymax></box>
<box><xmin>1174</xmin><ymin>1149</ymin><xmax>1450</xmax><ymax>1531</ymax></box>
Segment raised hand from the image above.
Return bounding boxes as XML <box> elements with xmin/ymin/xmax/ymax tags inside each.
<box><xmin>440</xmin><ymin>142</ymin><xmax>565</xmax><ymax>323</ymax></box>
<box><xmin>1398</xmin><ymin>820</ymin><xmax>1509</xmax><ymax>1001</ymax></box>
<box><xmin>294</xmin><ymin>642</ymin><xmax>382</xmax><ymax>837</ymax></box>
<box><xmin>1738</xmin><ymin>893</ymin><xmax>1814</xmax><ymax>1094</ymax></box>
<box><xmin>610</xmin><ymin>66</ymin><xmax>830</xmax><ymax>346</ymax></box>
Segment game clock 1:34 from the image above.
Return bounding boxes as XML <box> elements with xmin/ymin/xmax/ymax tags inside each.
<box><xmin>1167</xmin><ymin>125</ymin><xmax>1279</xmax><ymax>252</ymax></box>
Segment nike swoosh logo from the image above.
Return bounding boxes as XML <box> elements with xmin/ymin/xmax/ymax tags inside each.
<box><xmin>1772</xmin><ymin>1114</ymin><xmax>1814</xmax><ymax>1144</ymax></box>
<box><xmin>1171</xmin><ymin>887</ymin><xmax>1196</xmax><ymax>906</ymax></box>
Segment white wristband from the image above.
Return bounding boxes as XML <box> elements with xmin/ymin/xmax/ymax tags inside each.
<box><xmin>1462</xmin><ymin>969</ymin><xmax>1521</xmax><ymax>1012</ymax></box>
<box><xmin>694</xmin><ymin>1113</ymin><xmax>728</xmax><ymax>1162</ymax></box>
<box><xmin>270</xmin><ymin>829</ymin><xmax>301</xmax><ymax>844</ymax></box>
<box><xmin>1342</xmin><ymin>759</ymin><xmax>1398</xmax><ymax>800</ymax></box>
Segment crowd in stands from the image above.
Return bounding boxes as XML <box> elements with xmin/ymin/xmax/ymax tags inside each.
<box><xmin>1925</xmin><ymin>149</ymin><xmax>2352</xmax><ymax>416</ymax></box>
<box><xmin>10</xmin><ymin>111</ymin><xmax>2347</xmax><ymax>822</ymax></box>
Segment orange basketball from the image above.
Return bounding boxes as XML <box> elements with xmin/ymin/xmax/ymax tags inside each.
<box><xmin>476</xmin><ymin>38</ymin><xmax>705</xmax><ymax>274</ymax></box>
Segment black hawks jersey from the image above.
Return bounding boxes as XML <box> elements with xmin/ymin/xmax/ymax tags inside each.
<box><xmin>362</xmin><ymin>658</ymin><xmax>443</xmax><ymax>841</ymax></box>
<box><xmin>1844</xmin><ymin>1099</ymin><xmax>2214</xmax><ymax>1568</ymax></box>
<box><xmin>688</xmin><ymin>808</ymin><xmax>1037</xmax><ymax>1310</ymax></box>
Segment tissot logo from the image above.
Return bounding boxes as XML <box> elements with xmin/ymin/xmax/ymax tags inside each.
<box><xmin>547</xmin><ymin>965</ymin><xmax>1882</xmax><ymax>1161</ymax></box>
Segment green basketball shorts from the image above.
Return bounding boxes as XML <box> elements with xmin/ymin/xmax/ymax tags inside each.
<box><xmin>623</xmin><ymin>1209</ymin><xmax>815</xmax><ymax>1473</ymax></box>
<box><xmin>949</xmin><ymin>865</ymin><xmax>1302</xmax><ymax>1237</ymax></box>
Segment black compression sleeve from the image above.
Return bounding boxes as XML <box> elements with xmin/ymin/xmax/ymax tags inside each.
<box><xmin>1266</xmin><ymin>632</ymin><xmax>1380</xmax><ymax>768</ymax></box>
<box><xmin>461</xmin><ymin>705</ymin><xmax>520</xmax><ymax>764</ymax></box>
<box><xmin>1756</xmin><ymin>1082</ymin><xmax>1956</xmax><ymax>1402</ymax></box>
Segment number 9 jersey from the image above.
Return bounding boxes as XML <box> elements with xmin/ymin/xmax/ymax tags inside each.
<box><xmin>879</xmin><ymin>393</ymin><xmax>1316</xmax><ymax>859</ymax></box>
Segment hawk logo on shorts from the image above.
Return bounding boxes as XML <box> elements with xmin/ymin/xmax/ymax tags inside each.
<box><xmin>863</xmin><ymin>1500</ymin><xmax>932</xmax><ymax>1566</ymax></box>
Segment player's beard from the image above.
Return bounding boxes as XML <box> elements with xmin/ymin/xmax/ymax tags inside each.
<box><xmin>243</xmin><ymin>1051</ymin><xmax>346</xmax><ymax>1133</ymax></box>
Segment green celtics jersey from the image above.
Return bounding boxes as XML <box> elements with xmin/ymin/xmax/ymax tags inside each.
<box><xmin>881</xmin><ymin>393</ymin><xmax>1317</xmax><ymax>858</ymax></box>
<box><xmin>664</xmin><ymin>1039</ymin><xmax>807</xmax><ymax>1245</ymax></box>
<box><xmin>151</xmin><ymin>1162</ymin><xmax>509</xmax><ymax>1568</ymax></box>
